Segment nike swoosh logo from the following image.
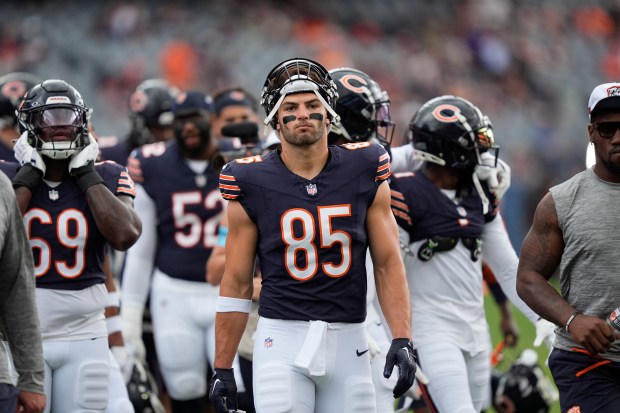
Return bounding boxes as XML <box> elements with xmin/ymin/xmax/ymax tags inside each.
<box><xmin>356</xmin><ymin>349</ymin><xmax>369</xmax><ymax>357</ymax></box>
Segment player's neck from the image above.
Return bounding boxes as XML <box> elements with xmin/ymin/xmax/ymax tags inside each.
<box><xmin>423</xmin><ymin>164</ymin><xmax>459</xmax><ymax>189</ymax></box>
<box><xmin>280</xmin><ymin>143</ymin><xmax>329</xmax><ymax>180</ymax></box>
<box><xmin>43</xmin><ymin>158</ymin><xmax>70</xmax><ymax>182</ymax></box>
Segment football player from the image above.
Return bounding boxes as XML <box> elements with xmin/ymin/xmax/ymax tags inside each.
<box><xmin>328</xmin><ymin>66</ymin><xmax>411</xmax><ymax>412</ymax></box>
<box><xmin>99</xmin><ymin>78</ymin><xmax>177</xmax><ymax>166</ymax></box>
<box><xmin>121</xmin><ymin>91</ymin><xmax>243</xmax><ymax>413</ymax></box>
<box><xmin>0</xmin><ymin>79</ymin><xmax>141</xmax><ymax>412</ymax></box>
<box><xmin>389</xmin><ymin>95</ymin><xmax>539</xmax><ymax>412</ymax></box>
<box><xmin>210</xmin><ymin>57</ymin><xmax>416</xmax><ymax>413</ymax></box>
<box><xmin>0</xmin><ymin>72</ymin><xmax>41</xmax><ymax>160</ymax></box>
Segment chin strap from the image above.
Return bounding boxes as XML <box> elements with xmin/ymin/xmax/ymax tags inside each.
<box><xmin>472</xmin><ymin>171</ymin><xmax>489</xmax><ymax>215</ymax></box>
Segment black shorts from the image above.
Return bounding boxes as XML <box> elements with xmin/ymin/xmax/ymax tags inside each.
<box><xmin>548</xmin><ymin>348</ymin><xmax>620</xmax><ymax>413</ymax></box>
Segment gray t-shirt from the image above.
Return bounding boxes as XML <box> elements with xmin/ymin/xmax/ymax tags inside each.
<box><xmin>0</xmin><ymin>171</ymin><xmax>45</xmax><ymax>393</ymax></box>
<box><xmin>550</xmin><ymin>167</ymin><xmax>620</xmax><ymax>361</ymax></box>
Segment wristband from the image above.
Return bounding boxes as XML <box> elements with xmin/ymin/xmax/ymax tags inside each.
<box><xmin>106</xmin><ymin>291</ymin><xmax>120</xmax><ymax>308</ymax></box>
<box><xmin>216</xmin><ymin>296</ymin><xmax>252</xmax><ymax>313</ymax></box>
<box><xmin>565</xmin><ymin>312</ymin><xmax>580</xmax><ymax>333</ymax></box>
<box><xmin>12</xmin><ymin>164</ymin><xmax>43</xmax><ymax>192</ymax></box>
<box><xmin>106</xmin><ymin>315</ymin><xmax>123</xmax><ymax>335</ymax></box>
<box><xmin>71</xmin><ymin>163</ymin><xmax>104</xmax><ymax>193</ymax></box>
<box><xmin>216</xmin><ymin>226</ymin><xmax>228</xmax><ymax>247</ymax></box>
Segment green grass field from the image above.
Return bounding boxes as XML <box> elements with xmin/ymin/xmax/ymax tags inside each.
<box><xmin>483</xmin><ymin>295</ymin><xmax>561</xmax><ymax>413</ymax></box>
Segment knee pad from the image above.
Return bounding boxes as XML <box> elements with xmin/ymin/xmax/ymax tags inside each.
<box><xmin>155</xmin><ymin>331</ymin><xmax>206</xmax><ymax>399</ymax></box>
<box><xmin>76</xmin><ymin>361</ymin><xmax>109</xmax><ymax>410</ymax></box>
<box><xmin>166</xmin><ymin>371</ymin><xmax>206</xmax><ymax>400</ymax></box>
<box><xmin>344</xmin><ymin>375</ymin><xmax>375</xmax><ymax>412</ymax></box>
<box><xmin>254</xmin><ymin>364</ymin><xmax>293</xmax><ymax>413</ymax></box>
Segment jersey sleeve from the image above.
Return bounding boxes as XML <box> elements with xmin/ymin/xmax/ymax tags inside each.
<box><xmin>96</xmin><ymin>161</ymin><xmax>136</xmax><ymax>198</ymax></box>
<box><xmin>375</xmin><ymin>146</ymin><xmax>391</xmax><ymax>182</ymax></box>
<box><xmin>219</xmin><ymin>162</ymin><xmax>243</xmax><ymax>201</ymax></box>
<box><xmin>389</xmin><ymin>176</ymin><xmax>413</xmax><ymax>231</ymax></box>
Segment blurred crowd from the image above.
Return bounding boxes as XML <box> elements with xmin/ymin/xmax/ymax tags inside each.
<box><xmin>1</xmin><ymin>0</ymin><xmax>619</xmax><ymax>245</ymax></box>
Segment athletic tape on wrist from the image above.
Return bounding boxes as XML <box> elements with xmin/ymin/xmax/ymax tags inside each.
<box><xmin>106</xmin><ymin>291</ymin><xmax>120</xmax><ymax>308</ymax></box>
<box><xmin>106</xmin><ymin>315</ymin><xmax>123</xmax><ymax>335</ymax></box>
<box><xmin>216</xmin><ymin>296</ymin><xmax>252</xmax><ymax>313</ymax></box>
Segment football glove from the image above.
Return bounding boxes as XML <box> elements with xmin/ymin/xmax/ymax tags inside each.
<box><xmin>533</xmin><ymin>318</ymin><xmax>556</xmax><ymax>349</ymax></box>
<box><xmin>475</xmin><ymin>152</ymin><xmax>511</xmax><ymax>200</ymax></box>
<box><xmin>383</xmin><ymin>338</ymin><xmax>417</xmax><ymax>399</ymax></box>
<box><xmin>209</xmin><ymin>368</ymin><xmax>239</xmax><ymax>413</ymax></box>
<box><xmin>12</xmin><ymin>131</ymin><xmax>46</xmax><ymax>191</ymax></box>
<box><xmin>69</xmin><ymin>133</ymin><xmax>103</xmax><ymax>192</ymax></box>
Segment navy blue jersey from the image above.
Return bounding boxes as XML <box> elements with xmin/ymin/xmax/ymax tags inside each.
<box><xmin>0</xmin><ymin>160</ymin><xmax>135</xmax><ymax>290</ymax></box>
<box><xmin>389</xmin><ymin>171</ymin><xmax>496</xmax><ymax>242</ymax></box>
<box><xmin>219</xmin><ymin>142</ymin><xmax>391</xmax><ymax>323</ymax></box>
<box><xmin>99</xmin><ymin>135</ymin><xmax>134</xmax><ymax>167</ymax></box>
<box><xmin>128</xmin><ymin>140</ymin><xmax>225</xmax><ymax>282</ymax></box>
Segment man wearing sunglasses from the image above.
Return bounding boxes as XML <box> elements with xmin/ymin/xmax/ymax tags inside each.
<box><xmin>517</xmin><ymin>82</ymin><xmax>620</xmax><ymax>413</ymax></box>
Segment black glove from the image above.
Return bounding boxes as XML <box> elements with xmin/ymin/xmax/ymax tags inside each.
<box><xmin>12</xmin><ymin>164</ymin><xmax>43</xmax><ymax>192</ymax></box>
<box><xmin>383</xmin><ymin>338</ymin><xmax>416</xmax><ymax>398</ymax></box>
<box><xmin>209</xmin><ymin>367</ymin><xmax>238</xmax><ymax>413</ymax></box>
<box><xmin>70</xmin><ymin>162</ymin><xmax>104</xmax><ymax>193</ymax></box>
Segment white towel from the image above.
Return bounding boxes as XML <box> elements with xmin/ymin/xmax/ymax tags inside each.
<box><xmin>294</xmin><ymin>320</ymin><xmax>328</xmax><ymax>376</ymax></box>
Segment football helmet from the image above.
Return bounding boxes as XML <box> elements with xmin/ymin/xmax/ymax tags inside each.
<box><xmin>328</xmin><ymin>67</ymin><xmax>395</xmax><ymax>145</ymax></box>
<box><xmin>494</xmin><ymin>350</ymin><xmax>556</xmax><ymax>413</ymax></box>
<box><xmin>17</xmin><ymin>79</ymin><xmax>91</xmax><ymax>160</ymax></box>
<box><xmin>261</xmin><ymin>57</ymin><xmax>339</xmax><ymax>128</ymax></box>
<box><xmin>127</xmin><ymin>359</ymin><xmax>166</xmax><ymax>413</ymax></box>
<box><xmin>128</xmin><ymin>78</ymin><xmax>177</xmax><ymax>147</ymax></box>
<box><xmin>408</xmin><ymin>95</ymin><xmax>497</xmax><ymax>170</ymax></box>
<box><xmin>0</xmin><ymin>72</ymin><xmax>42</xmax><ymax>128</ymax></box>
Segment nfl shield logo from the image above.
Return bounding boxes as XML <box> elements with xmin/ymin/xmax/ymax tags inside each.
<box><xmin>306</xmin><ymin>183</ymin><xmax>317</xmax><ymax>196</ymax></box>
<box><xmin>48</xmin><ymin>189</ymin><xmax>59</xmax><ymax>201</ymax></box>
<box><xmin>264</xmin><ymin>337</ymin><xmax>273</xmax><ymax>348</ymax></box>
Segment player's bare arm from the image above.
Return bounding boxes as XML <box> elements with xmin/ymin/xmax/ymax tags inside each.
<box><xmin>14</xmin><ymin>186</ymin><xmax>33</xmax><ymax>215</ymax></box>
<box><xmin>517</xmin><ymin>193</ymin><xmax>619</xmax><ymax>353</ymax></box>
<box><xmin>86</xmin><ymin>189</ymin><xmax>141</xmax><ymax>251</ymax></box>
<box><xmin>517</xmin><ymin>193</ymin><xmax>569</xmax><ymax>324</ymax></box>
<box><xmin>214</xmin><ymin>200</ymin><xmax>257</xmax><ymax>369</ymax></box>
<box><xmin>367</xmin><ymin>181</ymin><xmax>412</xmax><ymax>340</ymax></box>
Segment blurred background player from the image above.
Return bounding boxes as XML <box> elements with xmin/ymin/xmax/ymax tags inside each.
<box><xmin>211</xmin><ymin>86</ymin><xmax>260</xmax><ymax>144</ymax></box>
<box><xmin>390</xmin><ymin>95</ymin><xmax>539</xmax><ymax>413</ymax></box>
<box><xmin>121</xmin><ymin>91</ymin><xmax>245</xmax><ymax>413</ymax></box>
<box><xmin>0</xmin><ymin>72</ymin><xmax>42</xmax><ymax>160</ymax></box>
<box><xmin>99</xmin><ymin>78</ymin><xmax>177</xmax><ymax>166</ymax></box>
<box><xmin>0</xmin><ymin>79</ymin><xmax>141</xmax><ymax>412</ymax></box>
<box><xmin>205</xmin><ymin>85</ymin><xmax>269</xmax><ymax>413</ymax></box>
<box><xmin>98</xmin><ymin>78</ymin><xmax>177</xmax><ymax>408</ymax></box>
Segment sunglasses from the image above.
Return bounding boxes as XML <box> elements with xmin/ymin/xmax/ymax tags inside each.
<box><xmin>591</xmin><ymin>122</ymin><xmax>620</xmax><ymax>139</ymax></box>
